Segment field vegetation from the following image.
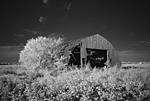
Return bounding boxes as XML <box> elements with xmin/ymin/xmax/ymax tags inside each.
<box><xmin>0</xmin><ymin>36</ymin><xmax>150</xmax><ymax>101</ymax></box>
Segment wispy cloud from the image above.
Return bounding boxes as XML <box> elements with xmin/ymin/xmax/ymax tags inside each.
<box><xmin>139</xmin><ymin>41</ymin><xmax>150</xmax><ymax>45</ymax></box>
<box><xmin>42</xmin><ymin>0</ymin><xmax>49</xmax><ymax>5</ymax></box>
<box><xmin>64</xmin><ymin>0</ymin><xmax>72</xmax><ymax>17</ymax></box>
<box><xmin>42</xmin><ymin>0</ymin><xmax>52</xmax><ymax>8</ymax></box>
<box><xmin>38</xmin><ymin>16</ymin><xmax>48</xmax><ymax>24</ymax></box>
<box><xmin>14</xmin><ymin>33</ymin><xmax>26</xmax><ymax>38</ymax></box>
<box><xmin>24</xmin><ymin>29</ymin><xmax>37</xmax><ymax>35</ymax></box>
<box><xmin>23</xmin><ymin>29</ymin><xmax>44</xmax><ymax>35</ymax></box>
<box><xmin>130</xmin><ymin>40</ymin><xmax>150</xmax><ymax>46</ymax></box>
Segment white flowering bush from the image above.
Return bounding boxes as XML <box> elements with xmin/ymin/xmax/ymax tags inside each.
<box><xmin>19</xmin><ymin>36</ymin><xmax>63</xmax><ymax>72</ymax></box>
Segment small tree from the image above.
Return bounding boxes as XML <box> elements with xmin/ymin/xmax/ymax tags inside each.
<box><xmin>19</xmin><ymin>36</ymin><xmax>63</xmax><ymax>72</ymax></box>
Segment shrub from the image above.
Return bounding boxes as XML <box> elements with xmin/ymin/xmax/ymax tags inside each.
<box><xmin>0</xmin><ymin>66</ymin><xmax>150</xmax><ymax>101</ymax></box>
<box><xmin>0</xmin><ymin>75</ymin><xmax>28</xmax><ymax>101</ymax></box>
<box><xmin>25</xmin><ymin>66</ymin><xmax>150</xmax><ymax>101</ymax></box>
<box><xmin>19</xmin><ymin>36</ymin><xmax>63</xmax><ymax>72</ymax></box>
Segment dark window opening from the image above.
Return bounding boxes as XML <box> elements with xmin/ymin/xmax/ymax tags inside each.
<box><xmin>68</xmin><ymin>45</ymin><xmax>108</xmax><ymax>68</ymax></box>
<box><xmin>86</xmin><ymin>48</ymin><xmax>107</xmax><ymax>68</ymax></box>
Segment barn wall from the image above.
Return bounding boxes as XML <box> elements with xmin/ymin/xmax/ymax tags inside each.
<box><xmin>80</xmin><ymin>34</ymin><xmax>113</xmax><ymax>58</ymax></box>
<box><xmin>80</xmin><ymin>34</ymin><xmax>120</xmax><ymax>67</ymax></box>
<box><xmin>111</xmin><ymin>50</ymin><xmax>121</xmax><ymax>67</ymax></box>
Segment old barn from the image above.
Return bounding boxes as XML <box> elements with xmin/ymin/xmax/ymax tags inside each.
<box><xmin>55</xmin><ymin>34</ymin><xmax>121</xmax><ymax>68</ymax></box>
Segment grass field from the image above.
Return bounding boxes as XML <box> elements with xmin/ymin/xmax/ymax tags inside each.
<box><xmin>0</xmin><ymin>64</ymin><xmax>27</xmax><ymax>77</ymax></box>
<box><xmin>122</xmin><ymin>62</ymin><xmax>150</xmax><ymax>69</ymax></box>
<box><xmin>0</xmin><ymin>62</ymin><xmax>149</xmax><ymax>77</ymax></box>
<box><xmin>0</xmin><ymin>63</ymin><xmax>150</xmax><ymax>101</ymax></box>
<box><xmin>0</xmin><ymin>62</ymin><xmax>149</xmax><ymax>73</ymax></box>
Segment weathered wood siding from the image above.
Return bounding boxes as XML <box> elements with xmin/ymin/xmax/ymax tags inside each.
<box><xmin>80</xmin><ymin>34</ymin><xmax>120</xmax><ymax>67</ymax></box>
<box><xmin>80</xmin><ymin>34</ymin><xmax>113</xmax><ymax>58</ymax></box>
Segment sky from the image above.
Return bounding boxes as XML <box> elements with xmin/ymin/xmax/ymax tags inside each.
<box><xmin>0</xmin><ymin>0</ymin><xmax>150</xmax><ymax>63</ymax></box>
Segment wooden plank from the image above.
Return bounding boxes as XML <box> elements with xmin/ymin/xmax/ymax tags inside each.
<box><xmin>80</xmin><ymin>42</ymin><xmax>83</xmax><ymax>68</ymax></box>
<box><xmin>107</xmin><ymin>50</ymin><xmax>109</xmax><ymax>67</ymax></box>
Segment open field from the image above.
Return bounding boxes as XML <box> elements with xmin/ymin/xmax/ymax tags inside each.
<box><xmin>0</xmin><ymin>64</ymin><xmax>150</xmax><ymax>101</ymax></box>
<box><xmin>0</xmin><ymin>64</ymin><xmax>26</xmax><ymax>76</ymax></box>
<box><xmin>0</xmin><ymin>62</ymin><xmax>150</xmax><ymax>76</ymax></box>
<box><xmin>121</xmin><ymin>62</ymin><xmax>150</xmax><ymax>69</ymax></box>
<box><xmin>0</xmin><ymin>62</ymin><xmax>149</xmax><ymax>71</ymax></box>
<box><xmin>0</xmin><ymin>63</ymin><xmax>150</xmax><ymax>101</ymax></box>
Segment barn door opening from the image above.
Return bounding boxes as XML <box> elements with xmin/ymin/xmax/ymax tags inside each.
<box><xmin>68</xmin><ymin>44</ymin><xmax>81</xmax><ymax>67</ymax></box>
<box><xmin>86</xmin><ymin>48</ymin><xmax>107</xmax><ymax>68</ymax></box>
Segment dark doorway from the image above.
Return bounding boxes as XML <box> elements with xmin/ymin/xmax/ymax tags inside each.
<box><xmin>86</xmin><ymin>48</ymin><xmax>107</xmax><ymax>68</ymax></box>
<box><xmin>68</xmin><ymin>44</ymin><xmax>80</xmax><ymax>67</ymax></box>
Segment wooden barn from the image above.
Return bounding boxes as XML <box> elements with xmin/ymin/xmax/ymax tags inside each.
<box><xmin>55</xmin><ymin>34</ymin><xmax>121</xmax><ymax>68</ymax></box>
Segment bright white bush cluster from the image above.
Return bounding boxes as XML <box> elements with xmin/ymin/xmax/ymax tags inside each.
<box><xmin>19</xmin><ymin>36</ymin><xmax>63</xmax><ymax>72</ymax></box>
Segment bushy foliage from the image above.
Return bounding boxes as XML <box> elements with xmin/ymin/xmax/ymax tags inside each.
<box><xmin>0</xmin><ymin>75</ymin><xmax>28</xmax><ymax>101</ymax></box>
<box><xmin>25</xmin><ymin>66</ymin><xmax>150</xmax><ymax>101</ymax></box>
<box><xmin>0</xmin><ymin>66</ymin><xmax>150</xmax><ymax>101</ymax></box>
<box><xmin>19</xmin><ymin>36</ymin><xmax>63</xmax><ymax>72</ymax></box>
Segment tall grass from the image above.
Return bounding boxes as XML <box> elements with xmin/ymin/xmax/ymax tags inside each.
<box><xmin>26</xmin><ymin>65</ymin><xmax>150</xmax><ymax>101</ymax></box>
<box><xmin>0</xmin><ymin>65</ymin><xmax>150</xmax><ymax>101</ymax></box>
